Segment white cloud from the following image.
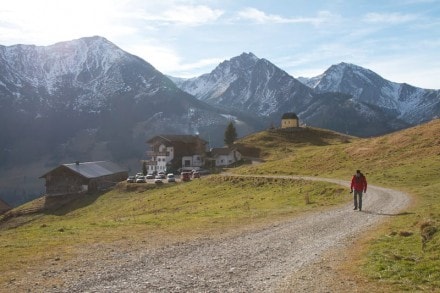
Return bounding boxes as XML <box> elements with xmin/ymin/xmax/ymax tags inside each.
<box><xmin>0</xmin><ymin>0</ymin><xmax>135</xmax><ymax>45</ymax></box>
<box><xmin>123</xmin><ymin>42</ymin><xmax>181</xmax><ymax>72</ymax></box>
<box><xmin>365</xmin><ymin>58</ymin><xmax>440</xmax><ymax>89</ymax></box>
<box><xmin>237</xmin><ymin>8</ymin><xmax>335</xmax><ymax>26</ymax></box>
<box><xmin>139</xmin><ymin>5</ymin><xmax>224</xmax><ymax>26</ymax></box>
<box><xmin>363</xmin><ymin>12</ymin><xmax>419</xmax><ymax>24</ymax></box>
<box><xmin>177</xmin><ymin>57</ymin><xmax>225</xmax><ymax>72</ymax></box>
<box><xmin>123</xmin><ymin>41</ymin><xmax>223</xmax><ymax>77</ymax></box>
<box><xmin>168</xmin><ymin>57</ymin><xmax>226</xmax><ymax>78</ymax></box>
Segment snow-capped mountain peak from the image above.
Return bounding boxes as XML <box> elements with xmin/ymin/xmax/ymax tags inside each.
<box><xmin>0</xmin><ymin>36</ymin><xmax>163</xmax><ymax>112</ymax></box>
<box><xmin>174</xmin><ymin>52</ymin><xmax>312</xmax><ymax>118</ymax></box>
<box><xmin>299</xmin><ymin>62</ymin><xmax>440</xmax><ymax>124</ymax></box>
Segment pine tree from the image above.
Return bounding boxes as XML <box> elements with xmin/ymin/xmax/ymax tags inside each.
<box><xmin>142</xmin><ymin>161</ymin><xmax>147</xmax><ymax>175</ymax></box>
<box><xmin>224</xmin><ymin>121</ymin><xmax>237</xmax><ymax>146</ymax></box>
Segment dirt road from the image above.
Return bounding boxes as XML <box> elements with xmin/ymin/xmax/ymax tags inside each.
<box><xmin>11</xmin><ymin>175</ymin><xmax>411</xmax><ymax>292</ymax></box>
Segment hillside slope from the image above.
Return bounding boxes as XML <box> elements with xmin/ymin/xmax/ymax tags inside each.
<box><xmin>236</xmin><ymin>119</ymin><xmax>440</xmax><ymax>291</ymax></box>
<box><xmin>238</xmin><ymin>119</ymin><xmax>440</xmax><ymax>179</ymax></box>
<box><xmin>1</xmin><ymin>120</ymin><xmax>438</xmax><ymax>291</ymax></box>
<box><xmin>236</xmin><ymin>126</ymin><xmax>355</xmax><ymax>160</ymax></box>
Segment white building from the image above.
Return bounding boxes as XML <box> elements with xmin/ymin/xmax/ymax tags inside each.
<box><xmin>144</xmin><ymin>135</ymin><xmax>207</xmax><ymax>173</ymax></box>
<box><xmin>210</xmin><ymin>148</ymin><xmax>242</xmax><ymax>167</ymax></box>
<box><xmin>181</xmin><ymin>155</ymin><xmax>204</xmax><ymax>169</ymax></box>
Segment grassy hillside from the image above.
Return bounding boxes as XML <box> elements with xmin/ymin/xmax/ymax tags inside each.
<box><xmin>235</xmin><ymin>120</ymin><xmax>440</xmax><ymax>291</ymax></box>
<box><xmin>0</xmin><ymin>176</ymin><xmax>346</xmax><ymax>285</ymax></box>
<box><xmin>236</xmin><ymin>126</ymin><xmax>354</xmax><ymax>160</ymax></box>
<box><xmin>1</xmin><ymin>121</ymin><xmax>438</xmax><ymax>290</ymax></box>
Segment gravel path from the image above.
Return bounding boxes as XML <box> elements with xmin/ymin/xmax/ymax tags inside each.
<box><xmin>11</xmin><ymin>176</ymin><xmax>411</xmax><ymax>293</ymax></box>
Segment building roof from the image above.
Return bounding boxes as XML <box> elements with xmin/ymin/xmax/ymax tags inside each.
<box><xmin>41</xmin><ymin>161</ymin><xmax>127</xmax><ymax>179</ymax></box>
<box><xmin>282</xmin><ymin>112</ymin><xmax>298</xmax><ymax>119</ymax></box>
<box><xmin>0</xmin><ymin>198</ymin><xmax>12</xmax><ymax>213</ymax></box>
<box><xmin>147</xmin><ymin>134</ymin><xmax>208</xmax><ymax>145</ymax></box>
<box><xmin>210</xmin><ymin>147</ymin><xmax>238</xmax><ymax>156</ymax></box>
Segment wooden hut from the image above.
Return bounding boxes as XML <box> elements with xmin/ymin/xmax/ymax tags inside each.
<box><xmin>40</xmin><ymin>161</ymin><xmax>128</xmax><ymax>196</ymax></box>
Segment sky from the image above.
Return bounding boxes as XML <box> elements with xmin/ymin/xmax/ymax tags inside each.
<box><xmin>1</xmin><ymin>0</ymin><xmax>440</xmax><ymax>89</ymax></box>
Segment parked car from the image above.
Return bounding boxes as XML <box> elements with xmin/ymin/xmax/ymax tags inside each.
<box><xmin>167</xmin><ymin>173</ymin><xmax>176</xmax><ymax>183</ymax></box>
<box><xmin>136</xmin><ymin>176</ymin><xmax>146</xmax><ymax>183</ymax></box>
<box><xmin>135</xmin><ymin>172</ymin><xmax>143</xmax><ymax>178</ymax></box>
<box><xmin>157</xmin><ymin>171</ymin><xmax>166</xmax><ymax>179</ymax></box>
<box><xmin>126</xmin><ymin>176</ymin><xmax>136</xmax><ymax>183</ymax></box>
<box><xmin>181</xmin><ymin>172</ymin><xmax>191</xmax><ymax>182</ymax></box>
<box><xmin>192</xmin><ymin>171</ymin><xmax>200</xmax><ymax>179</ymax></box>
<box><xmin>146</xmin><ymin>174</ymin><xmax>154</xmax><ymax>179</ymax></box>
<box><xmin>154</xmin><ymin>178</ymin><xmax>163</xmax><ymax>184</ymax></box>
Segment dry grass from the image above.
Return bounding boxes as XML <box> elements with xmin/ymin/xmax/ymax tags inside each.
<box><xmin>0</xmin><ymin>175</ymin><xmax>347</xmax><ymax>286</ymax></box>
<box><xmin>233</xmin><ymin>119</ymin><xmax>440</xmax><ymax>291</ymax></box>
<box><xmin>2</xmin><ymin>120</ymin><xmax>439</xmax><ymax>290</ymax></box>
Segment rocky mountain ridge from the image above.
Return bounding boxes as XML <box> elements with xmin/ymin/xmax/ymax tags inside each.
<box><xmin>1</xmin><ymin>36</ymin><xmax>438</xmax><ymax>206</ymax></box>
<box><xmin>172</xmin><ymin>53</ymin><xmax>428</xmax><ymax>136</ymax></box>
<box><xmin>175</xmin><ymin>52</ymin><xmax>313</xmax><ymax>119</ymax></box>
<box><xmin>299</xmin><ymin>62</ymin><xmax>440</xmax><ymax>124</ymax></box>
<box><xmin>0</xmin><ymin>36</ymin><xmax>259</xmax><ymax>206</ymax></box>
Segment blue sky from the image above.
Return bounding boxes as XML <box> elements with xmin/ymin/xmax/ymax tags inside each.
<box><xmin>1</xmin><ymin>0</ymin><xmax>439</xmax><ymax>89</ymax></box>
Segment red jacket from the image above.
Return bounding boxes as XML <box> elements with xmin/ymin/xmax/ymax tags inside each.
<box><xmin>351</xmin><ymin>174</ymin><xmax>367</xmax><ymax>192</ymax></box>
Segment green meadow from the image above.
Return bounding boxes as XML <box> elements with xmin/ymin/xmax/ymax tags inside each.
<box><xmin>236</xmin><ymin>119</ymin><xmax>440</xmax><ymax>291</ymax></box>
<box><xmin>0</xmin><ymin>176</ymin><xmax>345</xmax><ymax>284</ymax></box>
<box><xmin>1</xmin><ymin>119</ymin><xmax>439</xmax><ymax>291</ymax></box>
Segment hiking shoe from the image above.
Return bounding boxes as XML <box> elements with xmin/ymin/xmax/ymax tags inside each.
<box><xmin>353</xmin><ymin>207</ymin><xmax>357</xmax><ymax>210</ymax></box>
<box><xmin>359</xmin><ymin>208</ymin><xmax>362</xmax><ymax>211</ymax></box>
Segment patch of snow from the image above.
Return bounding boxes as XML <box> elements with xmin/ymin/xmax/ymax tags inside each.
<box><xmin>220</xmin><ymin>114</ymin><xmax>238</xmax><ymax>121</ymax></box>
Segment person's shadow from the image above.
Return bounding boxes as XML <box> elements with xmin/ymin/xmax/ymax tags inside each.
<box><xmin>361</xmin><ymin>210</ymin><xmax>414</xmax><ymax>216</ymax></box>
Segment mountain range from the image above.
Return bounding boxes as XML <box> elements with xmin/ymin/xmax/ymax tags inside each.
<box><xmin>172</xmin><ymin>54</ymin><xmax>439</xmax><ymax>135</ymax></box>
<box><xmin>0</xmin><ymin>36</ymin><xmax>260</xmax><ymax>206</ymax></box>
<box><xmin>1</xmin><ymin>36</ymin><xmax>439</xmax><ymax>206</ymax></box>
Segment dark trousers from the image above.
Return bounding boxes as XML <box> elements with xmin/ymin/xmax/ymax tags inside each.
<box><xmin>353</xmin><ymin>190</ymin><xmax>363</xmax><ymax>209</ymax></box>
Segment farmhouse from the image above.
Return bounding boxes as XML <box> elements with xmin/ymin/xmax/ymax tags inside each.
<box><xmin>40</xmin><ymin>161</ymin><xmax>128</xmax><ymax>196</ymax></box>
<box><xmin>145</xmin><ymin>135</ymin><xmax>208</xmax><ymax>173</ymax></box>
<box><xmin>281</xmin><ymin>112</ymin><xmax>299</xmax><ymax>128</ymax></box>
<box><xmin>210</xmin><ymin>147</ymin><xmax>242</xmax><ymax>167</ymax></box>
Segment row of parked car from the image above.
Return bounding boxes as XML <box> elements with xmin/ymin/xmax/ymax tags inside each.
<box><xmin>127</xmin><ymin>169</ymin><xmax>204</xmax><ymax>184</ymax></box>
<box><xmin>126</xmin><ymin>172</ymin><xmax>176</xmax><ymax>184</ymax></box>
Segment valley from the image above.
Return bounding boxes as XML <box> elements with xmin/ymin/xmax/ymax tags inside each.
<box><xmin>1</xmin><ymin>36</ymin><xmax>439</xmax><ymax>207</ymax></box>
<box><xmin>0</xmin><ymin>34</ymin><xmax>439</xmax><ymax>292</ymax></box>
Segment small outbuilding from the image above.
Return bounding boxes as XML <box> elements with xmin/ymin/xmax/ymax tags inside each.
<box><xmin>210</xmin><ymin>147</ymin><xmax>242</xmax><ymax>167</ymax></box>
<box><xmin>40</xmin><ymin>161</ymin><xmax>128</xmax><ymax>196</ymax></box>
<box><xmin>281</xmin><ymin>112</ymin><xmax>299</xmax><ymax>128</ymax></box>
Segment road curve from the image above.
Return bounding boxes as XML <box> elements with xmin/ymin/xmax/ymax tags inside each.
<box><xmin>57</xmin><ymin>175</ymin><xmax>411</xmax><ymax>292</ymax></box>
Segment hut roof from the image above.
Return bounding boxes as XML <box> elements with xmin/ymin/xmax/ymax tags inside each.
<box><xmin>147</xmin><ymin>135</ymin><xmax>207</xmax><ymax>145</ymax></box>
<box><xmin>40</xmin><ymin>161</ymin><xmax>127</xmax><ymax>179</ymax></box>
<box><xmin>0</xmin><ymin>198</ymin><xmax>12</xmax><ymax>213</ymax></box>
<box><xmin>210</xmin><ymin>147</ymin><xmax>237</xmax><ymax>156</ymax></box>
<box><xmin>282</xmin><ymin>112</ymin><xmax>298</xmax><ymax>119</ymax></box>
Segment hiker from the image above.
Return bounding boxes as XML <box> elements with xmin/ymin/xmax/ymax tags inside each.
<box><xmin>350</xmin><ymin>170</ymin><xmax>367</xmax><ymax>211</ymax></box>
